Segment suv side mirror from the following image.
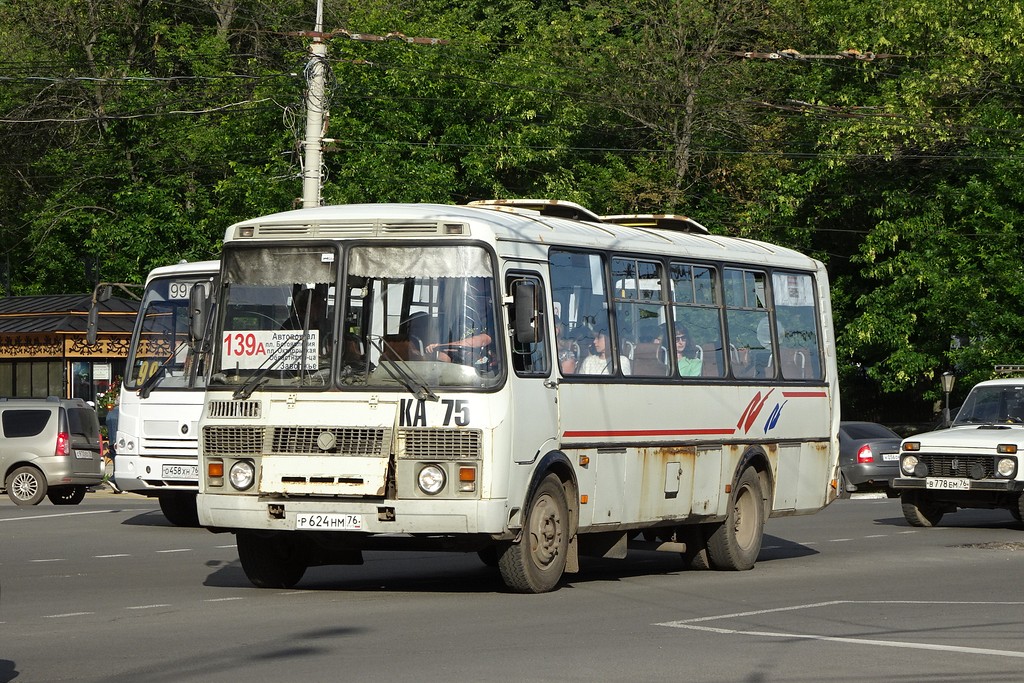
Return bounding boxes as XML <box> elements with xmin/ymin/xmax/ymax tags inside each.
<box><xmin>513</xmin><ymin>282</ymin><xmax>539</xmax><ymax>344</ymax></box>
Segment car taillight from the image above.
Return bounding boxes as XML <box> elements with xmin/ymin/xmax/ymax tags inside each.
<box><xmin>56</xmin><ymin>431</ymin><xmax>71</xmax><ymax>456</ymax></box>
<box><xmin>856</xmin><ymin>444</ymin><xmax>874</xmax><ymax>463</ymax></box>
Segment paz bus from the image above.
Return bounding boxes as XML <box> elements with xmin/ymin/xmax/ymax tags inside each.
<box><xmin>196</xmin><ymin>201</ymin><xmax>839</xmax><ymax>593</ymax></box>
<box><xmin>114</xmin><ymin>260</ymin><xmax>218</xmax><ymax>526</ymax></box>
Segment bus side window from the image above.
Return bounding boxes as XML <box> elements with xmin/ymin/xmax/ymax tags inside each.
<box><xmin>507</xmin><ymin>274</ymin><xmax>549</xmax><ymax>376</ymax></box>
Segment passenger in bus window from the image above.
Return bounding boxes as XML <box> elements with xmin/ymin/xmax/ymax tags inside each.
<box><xmin>554</xmin><ymin>316</ymin><xmax>577</xmax><ymax>374</ymax></box>
<box><xmin>675</xmin><ymin>327</ymin><xmax>703</xmax><ymax>376</ymax></box>
<box><xmin>578</xmin><ymin>328</ymin><xmax>631</xmax><ymax>375</ymax></box>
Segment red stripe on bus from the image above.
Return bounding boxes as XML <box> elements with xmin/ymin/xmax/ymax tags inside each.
<box><xmin>781</xmin><ymin>391</ymin><xmax>828</xmax><ymax>398</ymax></box>
<box><xmin>562</xmin><ymin>428</ymin><xmax>736</xmax><ymax>438</ymax></box>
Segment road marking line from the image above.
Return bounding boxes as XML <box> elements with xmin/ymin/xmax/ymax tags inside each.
<box><xmin>204</xmin><ymin>597</ymin><xmax>245</xmax><ymax>602</ymax></box>
<box><xmin>829</xmin><ymin>538</ymin><xmax>852</xmax><ymax>542</ymax></box>
<box><xmin>126</xmin><ymin>604</ymin><xmax>171</xmax><ymax>610</ymax></box>
<box><xmin>156</xmin><ymin>548</ymin><xmax>192</xmax><ymax>554</ymax></box>
<box><xmin>44</xmin><ymin>612</ymin><xmax>94</xmax><ymax>618</ymax></box>
<box><xmin>657</xmin><ymin>600</ymin><xmax>1024</xmax><ymax>659</ymax></box>
<box><xmin>94</xmin><ymin>554</ymin><xmax>131</xmax><ymax>558</ymax></box>
<box><xmin>863</xmin><ymin>534</ymin><xmax>887</xmax><ymax>538</ymax></box>
<box><xmin>0</xmin><ymin>510</ymin><xmax>120</xmax><ymax>522</ymax></box>
<box><xmin>215</xmin><ymin>544</ymin><xmax>237</xmax><ymax>549</ymax></box>
<box><xmin>662</xmin><ymin>623</ymin><xmax>1024</xmax><ymax>658</ymax></box>
<box><xmin>30</xmin><ymin>558</ymin><xmax>65</xmax><ymax>563</ymax></box>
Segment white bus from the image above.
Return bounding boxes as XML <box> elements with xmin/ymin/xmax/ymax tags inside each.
<box><xmin>114</xmin><ymin>260</ymin><xmax>218</xmax><ymax>526</ymax></box>
<box><xmin>197</xmin><ymin>202</ymin><xmax>839</xmax><ymax>593</ymax></box>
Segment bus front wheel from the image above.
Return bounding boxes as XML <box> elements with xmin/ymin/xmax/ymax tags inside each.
<box><xmin>159</xmin><ymin>492</ymin><xmax>201</xmax><ymax>527</ymax></box>
<box><xmin>706</xmin><ymin>467</ymin><xmax>765</xmax><ymax>571</ymax></box>
<box><xmin>236</xmin><ymin>531</ymin><xmax>307</xmax><ymax>589</ymax></box>
<box><xmin>499</xmin><ymin>474</ymin><xmax>569</xmax><ymax>593</ymax></box>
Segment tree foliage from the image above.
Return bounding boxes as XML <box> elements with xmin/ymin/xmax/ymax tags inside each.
<box><xmin>1</xmin><ymin>0</ymin><xmax>1023</xmax><ymax>419</ymax></box>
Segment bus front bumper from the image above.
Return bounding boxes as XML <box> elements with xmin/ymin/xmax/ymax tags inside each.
<box><xmin>198</xmin><ymin>493</ymin><xmax>512</xmax><ymax>536</ymax></box>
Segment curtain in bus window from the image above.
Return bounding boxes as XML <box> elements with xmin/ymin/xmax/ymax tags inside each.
<box><xmin>771</xmin><ymin>272</ymin><xmax>821</xmax><ymax>380</ymax></box>
<box><xmin>349</xmin><ymin>246</ymin><xmax>492</xmax><ymax>279</ymax></box>
<box><xmin>225</xmin><ymin>246</ymin><xmax>337</xmax><ymax>286</ymax></box>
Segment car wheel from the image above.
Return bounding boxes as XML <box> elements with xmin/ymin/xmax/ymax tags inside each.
<box><xmin>838</xmin><ymin>471</ymin><xmax>852</xmax><ymax>499</ymax></box>
<box><xmin>6</xmin><ymin>466</ymin><xmax>48</xmax><ymax>506</ymax></box>
<box><xmin>901</xmin><ymin>490</ymin><xmax>943</xmax><ymax>527</ymax></box>
<box><xmin>47</xmin><ymin>485</ymin><xmax>87</xmax><ymax>505</ymax></box>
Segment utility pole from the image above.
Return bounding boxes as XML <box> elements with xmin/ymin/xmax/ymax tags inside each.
<box><xmin>298</xmin><ymin>2</ymin><xmax>447</xmax><ymax>207</ymax></box>
<box><xmin>301</xmin><ymin>0</ymin><xmax>327</xmax><ymax>208</ymax></box>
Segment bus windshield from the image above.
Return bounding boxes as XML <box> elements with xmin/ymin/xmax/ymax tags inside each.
<box><xmin>124</xmin><ymin>274</ymin><xmax>214</xmax><ymax>391</ymax></box>
<box><xmin>210</xmin><ymin>244</ymin><xmax>501</xmax><ymax>392</ymax></box>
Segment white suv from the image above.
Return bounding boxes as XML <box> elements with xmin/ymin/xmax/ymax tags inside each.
<box><xmin>0</xmin><ymin>397</ymin><xmax>104</xmax><ymax>505</ymax></box>
<box><xmin>893</xmin><ymin>376</ymin><xmax>1024</xmax><ymax>526</ymax></box>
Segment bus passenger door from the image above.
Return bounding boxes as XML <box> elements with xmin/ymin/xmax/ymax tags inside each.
<box><xmin>506</xmin><ymin>272</ymin><xmax>559</xmax><ymax>464</ymax></box>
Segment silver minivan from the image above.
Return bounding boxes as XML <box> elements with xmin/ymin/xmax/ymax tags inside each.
<box><xmin>0</xmin><ymin>397</ymin><xmax>104</xmax><ymax>505</ymax></box>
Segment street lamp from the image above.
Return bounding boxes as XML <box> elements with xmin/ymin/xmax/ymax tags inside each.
<box><xmin>941</xmin><ymin>371</ymin><xmax>956</xmax><ymax>426</ymax></box>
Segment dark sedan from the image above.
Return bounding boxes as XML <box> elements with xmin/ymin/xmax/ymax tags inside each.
<box><xmin>838</xmin><ymin>421</ymin><xmax>903</xmax><ymax>497</ymax></box>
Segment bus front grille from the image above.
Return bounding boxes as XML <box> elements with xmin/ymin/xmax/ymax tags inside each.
<box><xmin>272</xmin><ymin>427</ymin><xmax>391</xmax><ymax>457</ymax></box>
<box><xmin>203</xmin><ymin>426</ymin><xmax>264</xmax><ymax>456</ymax></box>
<box><xmin>397</xmin><ymin>428</ymin><xmax>482</xmax><ymax>460</ymax></box>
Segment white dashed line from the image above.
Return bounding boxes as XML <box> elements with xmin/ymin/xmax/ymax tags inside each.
<box><xmin>44</xmin><ymin>612</ymin><xmax>94</xmax><ymax>618</ymax></box>
<box><xmin>95</xmin><ymin>554</ymin><xmax>131</xmax><ymax>558</ymax></box>
<box><xmin>126</xmin><ymin>604</ymin><xmax>171</xmax><ymax>610</ymax></box>
<box><xmin>204</xmin><ymin>597</ymin><xmax>245</xmax><ymax>603</ymax></box>
<box><xmin>0</xmin><ymin>510</ymin><xmax>116</xmax><ymax>522</ymax></box>
<box><xmin>657</xmin><ymin>600</ymin><xmax>1024</xmax><ymax>659</ymax></box>
<box><xmin>829</xmin><ymin>538</ymin><xmax>852</xmax><ymax>542</ymax></box>
<box><xmin>156</xmin><ymin>548</ymin><xmax>193</xmax><ymax>554</ymax></box>
<box><xmin>30</xmin><ymin>558</ymin><xmax>64</xmax><ymax>563</ymax></box>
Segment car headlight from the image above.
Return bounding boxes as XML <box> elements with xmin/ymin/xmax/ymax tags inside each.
<box><xmin>228</xmin><ymin>460</ymin><xmax>255</xmax><ymax>491</ymax></box>
<box><xmin>996</xmin><ymin>457</ymin><xmax>1017</xmax><ymax>478</ymax></box>
<box><xmin>417</xmin><ymin>464</ymin><xmax>446</xmax><ymax>495</ymax></box>
<box><xmin>901</xmin><ymin>454</ymin><xmax>919</xmax><ymax>475</ymax></box>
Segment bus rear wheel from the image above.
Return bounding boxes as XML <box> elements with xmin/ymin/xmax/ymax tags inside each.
<box><xmin>159</xmin><ymin>492</ymin><xmax>201</xmax><ymax>527</ymax></box>
<box><xmin>236</xmin><ymin>531</ymin><xmax>307</xmax><ymax>589</ymax></box>
<box><xmin>706</xmin><ymin>467</ymin><xmax>765</xmax><ymax>571</ymax></box>
<box><xmin>499</xmin><ymin>474</ymin><xmax>569</xmax><ymax>593</ymax></box>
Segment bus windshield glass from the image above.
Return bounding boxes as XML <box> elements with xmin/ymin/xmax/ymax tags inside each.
<box><xmin>124</xmin><ymin>275</ymin><xmax>213</xmax><ymax>391</ymax></box>
<box><xmin>210</xmin><ymin>244</ymin><xmax>501</xmax><ymax>392</ymax></box>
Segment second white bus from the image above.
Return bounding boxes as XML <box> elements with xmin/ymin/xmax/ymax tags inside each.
<box><xmin>114</xmin><ymin>260</ymin><xmax>218</xmax><ymax>526</ymax></box>
<box><xmin>197</xmin><ymin>202</ymin><xmax>839</xmax><ymax>592</ymax></box>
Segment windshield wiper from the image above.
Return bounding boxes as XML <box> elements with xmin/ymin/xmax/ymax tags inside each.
<box><xmin>367</xmin><ymin>336</ymin><xmax>439</xmax><ymax>402</ymax></box>
<box><xmin>232</xmin><ymin>335</ymin><xmax>306</xmax><ymax>400</ymax></box>
<box><xmin>138</xmin><ymin>342</ymin><xmax>191</xmax><ymax>399</ymax></box>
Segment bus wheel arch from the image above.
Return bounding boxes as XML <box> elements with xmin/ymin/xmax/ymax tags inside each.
<box><xmin>498</xmin><ymin>451</ymin><xmax>578</xmax><ymax>593</ymax></box>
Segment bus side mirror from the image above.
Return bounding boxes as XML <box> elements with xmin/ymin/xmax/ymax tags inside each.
<box><xmin>86</xmin><ymin>305</ymin><xmax>100</xmax><ymax>346</ymax></box>
<box><xmin>189</xmin><ymin>284</ymin><xmax>209</xmax><ymax>342</ymax></box>
<box><xmin>513</xmin><ymin>282</ymin><xmax>539</xmax><ymax>344</ymax></box>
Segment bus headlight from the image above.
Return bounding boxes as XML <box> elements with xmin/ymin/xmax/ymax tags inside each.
<box><xmin>996</xmin><ymin>457</ymin><xmax>1017</xmax><ymax>478</ymax></box>
<box><xmin>417</xmin><ymin>464</ymin><xmax>446</xmax><ymax>495</ymax></box>
<box><xmin>229</xmin><ymin>460</ymin><xmax>256</xmax><ymax>491</ymax></box>
<box><xmin>901</xmin><ymin>455</ymin><xmax>919</xmax><ymax>475</ymax></box>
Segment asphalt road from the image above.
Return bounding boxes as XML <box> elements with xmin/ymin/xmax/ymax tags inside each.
<box><xmin>3</xmin><ymin>490</ymin><xmax>1024</xmax><ymax>683</ymax></box>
